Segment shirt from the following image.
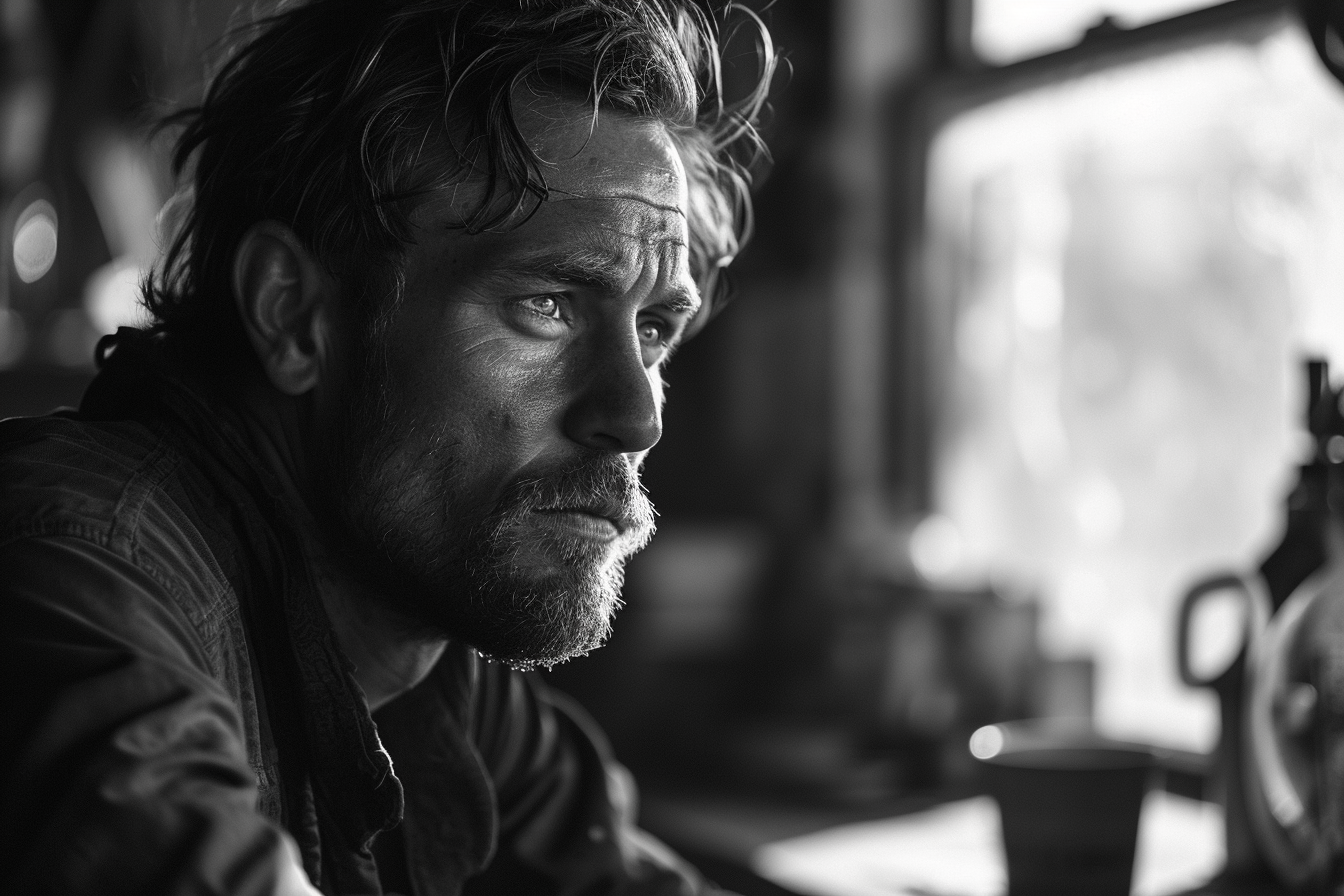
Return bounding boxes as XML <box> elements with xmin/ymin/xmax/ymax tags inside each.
<box><xmin>0</xmin><ymin>328</ymin><xmax>707</xmax><ymax>896</ymax></box>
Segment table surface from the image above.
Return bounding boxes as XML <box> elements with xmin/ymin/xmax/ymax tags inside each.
<box><xmin>640</xmin><ymin>787</ymin><xmax>1292</xmax><ymax>896</ymax></box>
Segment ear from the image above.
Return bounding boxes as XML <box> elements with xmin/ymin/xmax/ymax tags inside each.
<box><xmin>232</xmin><ymin>222</ymin><xmax>337</xmax><ymax>396</ymax></box>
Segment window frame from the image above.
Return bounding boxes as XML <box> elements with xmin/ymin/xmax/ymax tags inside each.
<box><xmin>885</xmin><ymin>0</ymin><xmax>1299</xmax><ymax>514</ymax></box>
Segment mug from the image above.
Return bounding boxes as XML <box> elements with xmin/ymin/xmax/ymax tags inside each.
<box><xmin>971</xmin><ymin>721</ymin><xmax>1154</xmax><ymax>896</ymax></box>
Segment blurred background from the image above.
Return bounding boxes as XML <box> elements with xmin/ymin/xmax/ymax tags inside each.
<box><xmin>4</xmin><ymin>0</ymin><xmax>1344</xmax><ymax>886</ymax></box>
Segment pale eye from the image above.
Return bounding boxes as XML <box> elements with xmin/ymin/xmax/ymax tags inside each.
<box><xmin>526</xmin><ymin>295</ymin><xmax>562</xmax><ymax>318</ymax></box>
<box><xmin>638</xmin><ymin>320</ymin><xmax>667</xmax><ymax>347</ymax></box>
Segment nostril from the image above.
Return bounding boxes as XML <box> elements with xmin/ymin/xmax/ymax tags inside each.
<box><xmin>586</xmin><ymin>432</ymin><xmax>625</xmax><ymax>452</ymax></box>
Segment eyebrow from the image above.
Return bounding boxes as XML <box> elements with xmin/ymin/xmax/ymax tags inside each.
<box><xmin>497</xmin><ymin>246</ymin><xmax>703</xmax><ymax>316</ymax></box>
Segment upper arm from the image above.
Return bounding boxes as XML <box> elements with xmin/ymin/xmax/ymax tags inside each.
<box><xmin>0</xmin><ymin>535</ymin><xmax>317</xmax><ymax>896</ymax></box>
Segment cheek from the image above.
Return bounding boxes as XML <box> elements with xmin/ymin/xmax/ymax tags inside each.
<box><xmin>467</xmin><ymin>365</ymin><xmax>565</xmax><ymax>466</ymax></box>
<box><xmin>384</xmin><ymin>328</ymin><xmax>566</xmax><ymax>469</ymax></box>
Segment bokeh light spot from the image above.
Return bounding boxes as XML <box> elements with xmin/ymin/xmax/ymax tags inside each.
<box><xmin>969</xmin><ymin>725</ymin><xmax>1005</xmax><ymax>760</ymax></box>
<box><xmin>910</xmin><ymin>514</ymin><xmax>965</xmax><ymax>582</ymax></box>
<box><xmin>13</xmin><ymin>198</ymin><xmax>57</xmax><ymax>283</ymax></box>
<box><xmin>1327</xmin><ymin>434</ymin><xmax>1344</xmax><ymax>464</ymax></box>
<box><xmin>84</xmin><ymin>256</ymin><xmax>147</xmax><ymax>334</ymax></box>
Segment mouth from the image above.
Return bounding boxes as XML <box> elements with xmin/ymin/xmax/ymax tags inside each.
<box><xmin>533</xmin><ymin>506</ymin><xmax>627</xmax><ymax>541</ymax></box>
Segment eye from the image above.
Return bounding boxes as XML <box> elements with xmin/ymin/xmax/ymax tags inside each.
<box><xmin>522</xmin><ymin>295</ymin><xmax>563</xmax><ymax>319</ymax></box>
<box><xmin>638</xmin><ymin>319</ymin><xmax>668</xmax><ymax>348</ymax></box>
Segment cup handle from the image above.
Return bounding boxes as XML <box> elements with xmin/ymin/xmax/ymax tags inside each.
<box><xmin>1175</xmin><ymin>572</ymin><xmax>1266</xmax><ymax>688</ymax></box>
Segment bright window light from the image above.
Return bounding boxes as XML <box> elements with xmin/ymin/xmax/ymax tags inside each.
<box><xmin>974</xmin><ymin>0</ymin><xmax>1219</xmax><ymax>64</ymax></box>
<box><xmin>923</xmin><ymin>23</ymin><xmax>1344</xmax><ymax>751</ymax></box>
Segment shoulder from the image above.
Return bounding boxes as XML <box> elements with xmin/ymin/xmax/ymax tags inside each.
<box><xmin>0</xmin><ymin>413</ymin><xmax>172</xmax><ymax>539</ymax></box>
<box><xmin>0</xmin><ymin>413</ymin><xmax>241</xmax><ymax>654</ymax></box>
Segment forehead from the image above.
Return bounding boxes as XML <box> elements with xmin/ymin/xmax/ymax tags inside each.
<box><xmin>410</xmin><ymin>96</ymin><xmax>690</xmax><ymax>264</ymax></box>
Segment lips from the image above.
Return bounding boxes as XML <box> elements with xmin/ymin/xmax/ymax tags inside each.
<box><xmin>539</xmin><ymin>495</ymin><xmax>632</xmax><ymax>527</ymax></box>
<box><xmin>533</xmin><ymin>508</ymin><xmax>624</xmax><ymax>541</ymax></box>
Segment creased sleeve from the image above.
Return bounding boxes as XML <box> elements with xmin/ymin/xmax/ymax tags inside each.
<box><xmin>463</xmin><ymin>660</ymin><xmax>720</xmax><ymax>896</ymax></box>
<box><xmin>0</xmin><ymin>536</ymin><xmax>318</xmax><ymax>896</ymax></box>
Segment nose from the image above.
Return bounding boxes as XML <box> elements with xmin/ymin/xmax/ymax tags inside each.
<box><xmin>563</xmin><ymin>329</ymin><xmax>662</xmax><ymax>454</ymax></box>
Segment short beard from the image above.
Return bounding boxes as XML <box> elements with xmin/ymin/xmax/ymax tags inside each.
<box><xmin>439</xmin><ymin>458</ymin><xmax>656</xmax><ymax>670</ymax></box>
<box><xmin>317</xmin><ymin>304</ymin><xmax>655</xmax><ymax>671</ymax></box>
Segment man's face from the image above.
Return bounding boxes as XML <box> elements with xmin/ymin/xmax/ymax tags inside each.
<box><xmin>322</xmin><ymin>96</ymin><xmax>700</xmax><ymax>670</ymax></box>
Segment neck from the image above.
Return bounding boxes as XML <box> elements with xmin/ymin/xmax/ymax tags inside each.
<box><xmin>236</xmin><ymin>375</ymin><xmax>447</xmax><ymax>711</ymax></box>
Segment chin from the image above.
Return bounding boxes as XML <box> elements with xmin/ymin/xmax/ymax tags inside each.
<box><xmin>445</xmin><ymin>515</ymin><xmax>647</xmax><ymax>670</ymax></box>
<box><xmin>436</xmin><ymin>561</ymin><xmax>628</xmax><ymax>672</ymax></box>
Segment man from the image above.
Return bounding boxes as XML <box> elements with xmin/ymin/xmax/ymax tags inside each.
<box><xmin>0</xmin><ymin>1</ymin><xmax>774</xmax><ymax>893</ymax></box>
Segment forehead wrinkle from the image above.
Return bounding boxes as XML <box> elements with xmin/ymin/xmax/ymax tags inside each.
<box><xmin>545</xmin><ymin>190</ymin><xmax>687</xmax><ymax>220</ymax></box>
<box><xmin>586</xmin><ymin>224</ymin><xmax>687</xmax><ymax>255</ymax></box>
<box><xmin>581</xmin><ymin>199</ymin><xmax>689</xmax><ymax>246</ymax></box>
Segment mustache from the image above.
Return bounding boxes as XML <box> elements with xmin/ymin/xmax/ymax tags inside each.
<box><xmin>496</xmin><ymin>454</ymin><xmax>656</xmax><ymax>540</ymax></box>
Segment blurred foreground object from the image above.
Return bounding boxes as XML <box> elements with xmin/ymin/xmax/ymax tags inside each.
<box><xmin>1178</xmin><ymin>360</ymin><xmax>1344</xmax><ymax>891</ymax></box>
<box><xmin>973</xmin><ymin>722</ymin><xmax>1154</xmax><ymax>896</ymax></box>
<box><xmin>1241</xmin><ymin>364</ymin><xmax>1344</xmax><ymax>891</ymax></box>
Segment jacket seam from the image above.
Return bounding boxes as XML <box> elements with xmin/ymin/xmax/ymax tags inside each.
<box><xmin>0</xmin><ymin>524</ymin><xmax>217</xmax><ymax>668</ymax></box>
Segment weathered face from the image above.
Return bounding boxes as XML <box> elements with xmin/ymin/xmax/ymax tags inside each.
<box><xmin>323</xmin><ymin>96</ymin><xmax>700</xmax><ymax>669</ymax></box>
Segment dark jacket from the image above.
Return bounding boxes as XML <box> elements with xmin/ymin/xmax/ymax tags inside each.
<box><xmin>0</xmin><ymin>331</ymin><xmax>700</xmax><ymax>896</ymax></box>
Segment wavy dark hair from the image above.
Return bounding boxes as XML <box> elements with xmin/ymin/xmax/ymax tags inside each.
<box><xmin>144</xmin><ymin>0</ymin><xmax>775</xmax><ymax>364</ymax></box>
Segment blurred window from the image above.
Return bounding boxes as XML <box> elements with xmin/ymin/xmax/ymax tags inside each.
<box><xmin>923</xmin><ymin>20</ymin><xmax>1344</xmax><ymax>750</ymax></box>
<box><xmin>972</xmin><ymin>0</ymin><xmax>1219</xmax><ymax>64</ymax></box>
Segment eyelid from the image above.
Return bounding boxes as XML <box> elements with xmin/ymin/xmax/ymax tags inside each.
<box><xmin>644</xmin><ymin>296</ymin><xmax>698</xmax><ymax>329</ymax></box>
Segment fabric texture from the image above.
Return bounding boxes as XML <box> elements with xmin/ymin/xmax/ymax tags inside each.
<box><xmin>0</xmin><ymin>328</ymin><xmax>705</xmax><ymax>896</ymax></box>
